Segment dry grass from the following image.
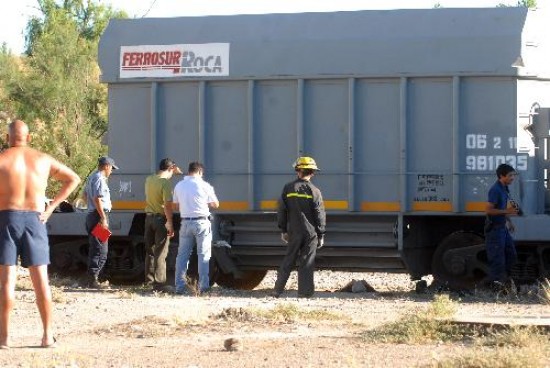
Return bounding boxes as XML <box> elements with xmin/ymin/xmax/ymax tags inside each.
<box><xmin>51</xmin><ymin>286</ymin><xmax>67</xmax><ymax>303</ymax></box>
<box><xmin>479</xmin><ymin>325</ymin><xmax>549</xmax><ymax>349</ymax></box>
<box><xmin>430</xmin><ymin>347</ymin><xmax>547</xmax><ymax>368</ymax></box>
<box><xmin>14</xmin><ymin>352</ymin><xmax>94</xmax><ymax>368</ymax></box>
<box><xmin>256</xmin><ymin>303</ymin><xmax>342</xmax><ymax>323</ymax></box>
<box><xmin>213</xmin><ymin>303</ymin><xmax>343</xmax><ymax>324</ymax></box>
<box><xmin>15</xmin><ymin>275</ymin><xmax>33</xmax><ymax>291</ymax></box>
<box><xmin>116</xmin><ymin>289</ymin><xmax>136</xmax><ymax>300</ymax></box>
<box><xmin>364</xmin><ymin>296</ymin><xmax>550</xmax><ymax>368</ymax></box>
<box><xmin>362</xmin><ymin>294</ymin><xmax>469</xmax><ymax>344</ymax></box>
<box><xmin>94</xmin><ymin>315</ymin><xmax>180</xmax><ymax>338</ymax></box>
<box><xmin>539</xmin><ymin>278</ymin><xmax>550</xmax><ymax>304</ymax></box>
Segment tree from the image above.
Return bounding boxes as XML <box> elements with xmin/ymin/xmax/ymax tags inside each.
<box><xmin>25</xmin><ymin>0</ymin><xmax>123</xmax><ymax>55</ymax></box>
<box><xmin>498</xmin><ymin>0</ymin><xmax>537</xmax><ymax>7</ymax></box>
<box><xmin>3</xmin><ymin>0</ymin><xmax>126</xmax><ymax>198</ymax></box>
<box><xmin>0</xmin><ymin>46</ymin><xmax>24</xmax><ymax>144</ymax></box>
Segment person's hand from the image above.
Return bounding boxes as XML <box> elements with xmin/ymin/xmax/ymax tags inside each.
<box><xmin>39</xmin><ymin>206</ymin><xmax>55</xmax><ymax>223</ymax></box>
<box><xmin>165</xmin><ymin>222</ymin><xmax>175</xmax><ymax>238</ymax></box>
<box><xmin>506</xmin><ymin>207</ymin><xmax>519</xmax><ymax>216</ymax></box>
<box><xmin>317</xmin><ymin>236</ymin><xmax>325</xmax><ymax>249</ymax></box>
<box><xmin>281</xmin><ymin>233</ymin><xmax>289</xmax><ymax>244</ymax></box>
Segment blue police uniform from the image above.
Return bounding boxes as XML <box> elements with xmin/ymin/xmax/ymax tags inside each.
<box><xmin>485</xmin><ymin>180</ymin><xmax>517</xmax><ymax>283</ymax></box>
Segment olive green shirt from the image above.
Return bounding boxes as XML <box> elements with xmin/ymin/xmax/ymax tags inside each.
<box><xmin>144</xmin><ymin>174</ymin><xmax>173</xmax><ymax>214</ymax></box>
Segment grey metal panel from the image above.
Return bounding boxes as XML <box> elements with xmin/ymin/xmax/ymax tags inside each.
<box><xmin>355</xmin><ymin>78</ymin><xmax>400</xmax><ymax>203</ymax></box>
<box><xmin>460</xmin><ymin>77</ymin><xmax>518</xmax><ymax>204</ymax></box>
<box><xmin>110</xmin><ymin>174</ymin><xmax>145</xmax><ymax>205</ymax></box>
<box><xmin>157</xmin><ymin>82</ymin><xmax>200</xmax><ymax>164</ymax></box>
<box><xmin>254</xmin><ymin>80</ymin><xmax>298</xmax><ymax>204</ymax></box>
<box><xmin>99</xmin><ymin>8</ymin><xmax>541</xmax><ymax>81</ymax></box>
<box><xmin>408</xmin><ymin>78</ymin><xmax>453</xmax><ymax>172</ymax></box>
<box><xmin>303</xmin><ymin>79</ymin><xmax>349</xmax><ymax>203</ymax></box>
<box><xmin>108</xmin><ymin>84</ymin><xmax>151</xmax><ymax>173</ymax></box>
<box><xmin>205</xmin><ymin>81</ymin><xmax>249</xmax><ymax>201</ymax></box>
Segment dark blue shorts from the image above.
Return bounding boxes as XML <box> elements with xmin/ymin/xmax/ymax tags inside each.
<box><xmin>0</xmin><ymin>210</ymin><xmax>50</xmax><ymax>267</ymax></box>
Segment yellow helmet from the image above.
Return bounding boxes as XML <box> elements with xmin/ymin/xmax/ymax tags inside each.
<box><xmin>293</xmin><ymin>156</ymin><xmax>320</xmax><ymax>170</ymax></box>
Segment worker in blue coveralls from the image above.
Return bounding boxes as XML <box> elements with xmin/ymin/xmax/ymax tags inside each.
<box><xmin>484</xmin><ymin>163</ymin><xmax>519</xmax><ymax>292</ymax></box>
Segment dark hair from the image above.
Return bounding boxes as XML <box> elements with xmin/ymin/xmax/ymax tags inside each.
<box><xmin>159</xmin><ymin>158</ymin><xmax>175</xmax><ymax>171</ymax></box>
<box><xmin>188</xmin><ymin>161</ymin><xmax>204</xmax><ymax>174</ymax></box>
<box><xmin>496</xmin><ymin>163</ymin><xmax>515</xmax><ymax>178</ymax></box>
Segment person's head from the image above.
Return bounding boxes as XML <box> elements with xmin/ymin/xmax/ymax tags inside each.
<box><xmin>496</xmin><ymin>163</ymin><xmax>516</xmax><ymax>185</ymax></box>
<box><xmin>159</xmin><ymin>158</ymin><xmax>182</xmax><ymax>177</ymax></box>
<box><xmin>98</xmin><ymin>156</ymin><xmax>119</xmax><ymax>177</ymax></box>
<box><xmin>188</xmin><ymin>161</ymin><xmax>204</xmax><ymax>176</ymax></box>
<box><xmin>7</xmin><ymin>119</ymin><xmax>31</xmax><ymax>147</ymax></box>
<box><xmin>293</xmin><ymin>156</ymin><xmax>320</xmax><ymax>180</ymax></box>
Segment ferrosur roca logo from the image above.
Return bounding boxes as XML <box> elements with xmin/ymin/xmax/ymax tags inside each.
<box><xmin>120</xmin><ymin>43</ymin><xmax>229</xmax><ymax>78</ymax></box>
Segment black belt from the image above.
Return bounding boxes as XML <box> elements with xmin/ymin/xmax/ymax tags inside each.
<box><xmin>182</xmin><ymin>216</ymin><xmax>207</xmax><ymax>221</ymax></box>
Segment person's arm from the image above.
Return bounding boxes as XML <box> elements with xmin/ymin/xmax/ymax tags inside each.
<box><xmin>207</xmin><ymin>184</ymin><xmax>219</xmax><ymax>209</ymax></box>
<box><xmin>93</xmin><ymin>196</ymin><xmax>109</xmax><ymax>229</ymax></box>
<box><xmin>313</xmin><ymin>189</ymin><xmax>326</xmax><ymax>236</ymax></box>
<box><xmin>277</xmin><ymin>187</ymin><xmax>288</xmax><ymax>243</ymax></box>
<box><xmin>40</xmin><ymin>158</ymin><xmax>81</xmax><ymax>223</ymax></box>
<box><xmin>162</xmin><ymin>181</ymin><xmax>174</xmax><ymax>237</ymax></box>
<box><xmin>485</xmin><ymin>202</ymin><xmax>518</xmax><ymax>216</ymax></box>
<box><xmin>164</xmin><ymin>201</ymin><xmax>174</xmax><ymax>237</ymax></box>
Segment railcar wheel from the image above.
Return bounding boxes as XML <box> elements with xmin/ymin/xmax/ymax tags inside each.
<box><xmin>215</xmin><ymin>270</ymin><xmax>267</xmax><ymax>290</ymax></box>
<box><xmin>432</xmin><ymin>232</ymin><xmax>487</xmax><ymax>289</ymax></box>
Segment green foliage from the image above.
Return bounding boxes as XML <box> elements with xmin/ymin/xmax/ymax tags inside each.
<box><xmin>0</xmin><ymin>0</ymin><xmax>127</xmax><ymax>199</ymax></box>
<box><xmin>25</xmin><ymin>0</ymin><xmax>126</xmax><ymax>56</ymax></box>
<box><xmin>518</xmin><ymin>0</ymin><xmax>537</xmax><ymax>7</ymax></box>
<box><xmin>0</xmin><ymin>48</ymin><xmax>23</xmax><ymax>133</ymax></box>
<box><xmin>497</xmin><ymin>0</ymin><xmax>537</xmax><ymax>7</ymax></box>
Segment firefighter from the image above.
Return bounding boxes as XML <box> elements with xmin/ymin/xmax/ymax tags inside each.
<box><xmin>271</xmin><ymin>157</ymin><xmax>326</xmax><ymax>298</ymax></box>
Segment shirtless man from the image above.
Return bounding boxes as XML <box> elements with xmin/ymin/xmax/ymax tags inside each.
<box><xmin>0</xmin><ymin>120</ymin><xmax>80</xmax><ymax>349</ymax></box>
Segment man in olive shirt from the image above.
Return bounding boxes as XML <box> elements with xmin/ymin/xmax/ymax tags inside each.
<box><xmin>144</xmin><ymin>158</ymin><xmax>181</xmax><ymax>291</ymax></box>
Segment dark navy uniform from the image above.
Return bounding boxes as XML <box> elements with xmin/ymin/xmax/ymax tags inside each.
<box><xmin>485</xmin><ymin>180</ymin><xmax>517</xmax><ymax>283</ymax></box>
<box><xmin>274</xmin><ymin>178</ymin><xmax>326</xmax><ymax>297</ymax></box>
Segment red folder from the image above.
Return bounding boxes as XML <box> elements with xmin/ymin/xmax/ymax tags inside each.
<box><xmin>91</xmin><ymin>223</ymin><xmax>112</xmax><ymax>243</ymax></box>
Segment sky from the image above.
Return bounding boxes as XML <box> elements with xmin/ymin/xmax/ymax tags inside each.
<box><xmin>0</xmin><ymin>0</ymin><xmax>533</xmax><ymax>55</ymax></box>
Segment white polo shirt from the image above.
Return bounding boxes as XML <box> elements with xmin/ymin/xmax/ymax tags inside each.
<box><xmin>173</xmin><ymin>176</ymin><xmax>218</xmax><ymax>218</ymax></box>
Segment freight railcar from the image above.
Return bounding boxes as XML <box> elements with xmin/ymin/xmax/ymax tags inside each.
<box><xmin>47</xmin><ymin>7</ymin><xmax>550</xmax><ymax>289</ymax></box>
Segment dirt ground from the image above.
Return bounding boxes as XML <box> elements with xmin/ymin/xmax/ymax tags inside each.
<box><xmin>0</xmin><ymin>270</ymin><xmax>548</xmax><ymax>368</ymax></box>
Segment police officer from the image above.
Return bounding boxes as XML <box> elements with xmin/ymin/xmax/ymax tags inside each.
<box><xmin>271</xmin><ymin>157</ymin><xmax>326</xmax><ymax>298</ymax></box>
<box><xmin>85</xmin><ymin>156</ymin><xmax>118</xmax><ymax>289</ymax></box>
<box><xmin>485</xmin><ymin>163</ymin><xmax>519</xmax><ymax>292</ymax></box>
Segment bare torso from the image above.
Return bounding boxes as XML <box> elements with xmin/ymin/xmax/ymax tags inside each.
<box><xmin>0</xmin><ymin>146</ymin><xmax>52</xmax><ymax>211</ymax></box>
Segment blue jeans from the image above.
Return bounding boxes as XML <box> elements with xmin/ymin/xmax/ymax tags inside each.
<box><xmin>174</xmin><ymin>219</ymin><xmax>212</xmax><ymax>292</ymax></box>
<box><xmin>485</xmin><ymin>225</ymin><xmax>517</xmax><ymax>282</ymax></box>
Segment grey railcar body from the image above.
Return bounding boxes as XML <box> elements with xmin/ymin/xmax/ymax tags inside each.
<box><xmin>48</xmin><ymin>7</ymin><xmax>550</xmax><ymax>288</ymax></box>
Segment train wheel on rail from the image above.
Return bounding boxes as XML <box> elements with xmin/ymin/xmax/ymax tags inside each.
<box><xmin>215</xmin><ymin>270</ymin><xmax>267</xmax><ymax>290</ymax></box>
<box><xmin>431</xmin><ymin>231</ymin><xmax>487</xmax><ymax>290</ymax></box>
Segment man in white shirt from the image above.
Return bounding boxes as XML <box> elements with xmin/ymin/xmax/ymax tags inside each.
<box><xmin>172</xmin><ymin>162</ymin><xmax>219</xmax><ymax>294</ymax></box>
